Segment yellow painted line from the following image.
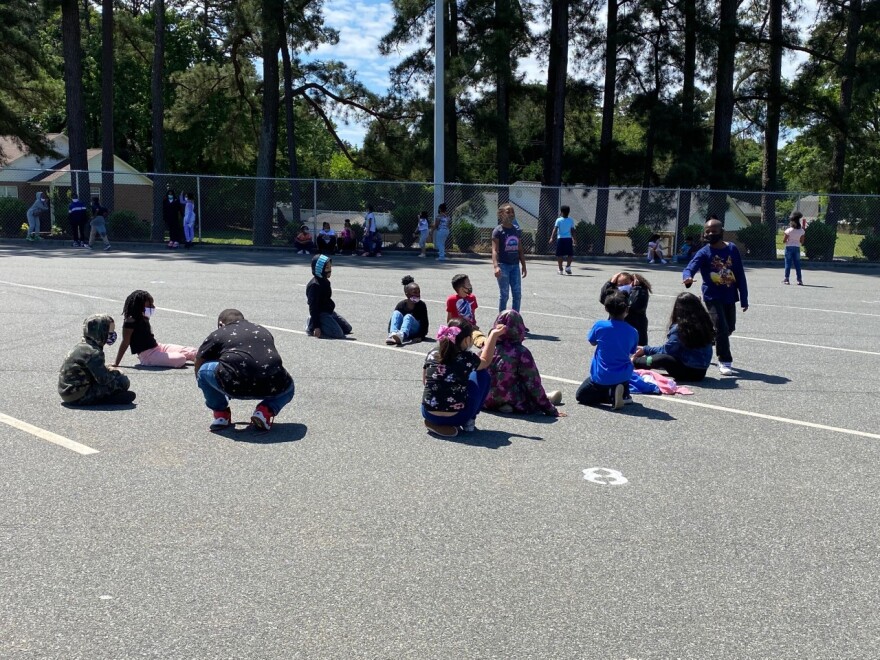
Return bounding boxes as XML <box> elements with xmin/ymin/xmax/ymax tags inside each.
<box><xmin>0</xmin><ymin>412</ymin><xmax>99</xmax><ymax>455</ymax></box>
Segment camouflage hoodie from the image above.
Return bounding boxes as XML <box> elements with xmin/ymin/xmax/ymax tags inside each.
<box><xmin>58</xmin><ymin>315</ymin><xmax>129</xmax><ymax>403</ymax></box>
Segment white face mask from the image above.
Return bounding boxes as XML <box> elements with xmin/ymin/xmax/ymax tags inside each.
<box><xmin>144</xmin><ymin>307</ymin><xmax>155</xmax><ymax>319</ymax></box>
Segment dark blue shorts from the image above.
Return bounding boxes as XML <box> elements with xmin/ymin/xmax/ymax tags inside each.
<box><xmin>555</xmin><ymin>237</ymin><xmax>573</xmax><ymax>257</ymax></box>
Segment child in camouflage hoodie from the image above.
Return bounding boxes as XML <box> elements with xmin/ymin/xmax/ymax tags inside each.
<box><xmin>481</xmin><ymin>309</ymin><xmax>564</xmax><ymax>417</ymax></box>
<box><xmin>58</xmin><ymin>314</ymin><xmax>136</xmax><ymax>405</ymax></box>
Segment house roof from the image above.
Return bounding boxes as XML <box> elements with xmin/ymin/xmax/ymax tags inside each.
<box><xmin>0</xmin><ymin>133</ymin><xmax>66</xmax><ymax>166</ymax></box>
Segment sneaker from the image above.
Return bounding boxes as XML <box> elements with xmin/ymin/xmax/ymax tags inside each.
<box><xmin>72</xmin><ymin>241</ymin><xmax>80</xmax><ymax>248</ymax></box>
<box><xmin>612</xmin><ymin>383</ymin><xmax>625</xmax><ymax>410</ymax></box>
<box><xmin>783</xmin><ymin>279</ymin><xmax>790</xmax><ymax>285</ymax></box>
<box><xmin>622</xmin><ymin>396</ymin><xmax>634</xmax><ymax>405</ymax></box>
<box><xmin>34</xmin><ymin>234</ymin><xmax>43</xmax><ymax>240</ymax></box>
<box><xmin>557</xmin><ymin>269</ymin><xmax>564</xmax><ymax>275</ymax></box>
<box><xmin>660</xmin><ymin>259</ymin><xmax>668</xmax><ymax>264</ymax></box>
<box><xmin>210</xmin><ymin>408</ymin><xmax>232</xmax><ymax>430</ymax></box>
<box><xmin>547</xmin><ymin>390</ymin><xmax>562</xmax><ymax>405</ymax></box>
<box><xmin>797</xmin><ymin>281</ymin><xmax>804</xmax><ymax>286</ymax></box>
<box><xmin>26</xmin><ymin>235</ymin><xmax>35</xmax><ymax>242</ymax></box>
<box><xmin>104</xmin><ymin>244</ymin><xmax>112</xmax><ymax>251</ymax></box>
<box><xmin>391</xmin><ymin>332</ymin><xmax>403</xmax><ymax>345</ymax></box>
<box><xmin>498</xmin><ymin>404</ymin><xmax>514</xmax><ymax>413</ymax></box>
<box><xmin>462</xmin><ymin>418</ymin><xmax>476</xmax><ymax>432</ymax></box>
<box><xmin>424</xmin><ymin>419</ymin><xmax>459</xmax><ymax>437</ymax></box>
<box><xmin>385</xmin><ymin>334</ymin><xmax>397</xmax><ymax>345</ymax></box>
<box><xmin>172</xmin><ymin>241</ymin><xmax>180</xmax><ymax>248</ymax></box>
<box><xmin>719</xmin><ymin>363</ymin><xmax>735</xmax><ymax>376</ymax></box>
<box><xmin>251</xmin><ymin>404</ymin><xmax>274</xmax><ymax>431</ymax></box>
<box><xmin>565</xmin><ymin>266</ymin><xmax>572</xmax><ymax>275</ymax></box>
<box><xmin>417</xmin><ymin>253</ymin><xmax>426</xmax><ymax>258</ymax></box>
<box><xmin>83</xmin><ymin>243</ymin><xmax>93</xmax><ymax>249</ymax></box>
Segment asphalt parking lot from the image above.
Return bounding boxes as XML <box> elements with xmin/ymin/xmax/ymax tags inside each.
<box><xmin>2</xmin><ymin>242</ymin><xmax>879</xmax><ymax>659</ymax></box>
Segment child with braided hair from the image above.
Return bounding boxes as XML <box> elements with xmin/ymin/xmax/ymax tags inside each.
<box><xmin>113</xmin><ymin>290</ymin><xmax>197</xmax><ymax>368</ymax></box>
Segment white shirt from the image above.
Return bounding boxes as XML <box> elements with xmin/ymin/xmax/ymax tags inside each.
<box><xmin>784</xmin><ymin>227</ymin><xmax>804</xmax><ymax>246</ymax></box>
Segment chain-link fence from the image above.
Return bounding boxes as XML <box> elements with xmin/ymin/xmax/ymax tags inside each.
<box><xmin>1</xmin><ymin>167</ymin><xmax>879</xmax><ymax>261</ymax></box>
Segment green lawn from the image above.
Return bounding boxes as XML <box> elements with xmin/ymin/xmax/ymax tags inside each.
<box><xmin>776</xmin><ymin>231</ymin><xmax>865</xmax><ymax>259</ymax></box>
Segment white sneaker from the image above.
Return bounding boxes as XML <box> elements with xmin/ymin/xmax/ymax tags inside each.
<box><xmin>719</xmin><ymin>363</ymin><xmax>735</xmax><ymax>376</ymax></box>
<box><xmin>661</xmin><ymin>259</ymin><xmax>668</xmax><ymax>264</ymax></box>
<box><xmin>622</xmin><ymin>396</ymin><xmax>634</xmax><ymax>405</ymax></box>
<box><xmin>547</xmin><ymin>390</ymin><xmax>562</xmax><ymax>405</ymax></box>
<box><xmin>462</xmin><ymin>418</ymin><xmax>476</xmax><ymax>432</ymax></box>
<box><xmin>104</xmin><ymin>244</ymin><xmax>112</xmax><ymax>251</ymax></box>
<box><xmin>391</xmin><ymin>332</ymin><xmax>403</xmax><ymax>345</ymax></box>
<box><xmin>565</xmin><ymin>266</ymin><xmax>572</xmax><ymax>275</ymax></box>
<box><xmin>612</xmin><ymin>383</ymin><xmax>625</xmax><ymax>410</ymax></box>
<box><xmin>557</xmin><ymin>269</ymin><xmax>564</xmax><ymax>275</ymax></box>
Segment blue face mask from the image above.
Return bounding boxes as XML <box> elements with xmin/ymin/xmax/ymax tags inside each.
<box><xmin>618</xmin><ymin>284</ymin><xmax>632</xmax><ymax>293</ymax></box>
<box><xmin>106</xmin><ymin>331</ymin><xmax>117</xmax><ymax>346</ymax></box>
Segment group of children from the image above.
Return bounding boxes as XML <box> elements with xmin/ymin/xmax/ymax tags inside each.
<box><xmin>58</xmin><ymin>217</ymin><xmax>748</xmax><ymax>436</ymax></box>
<box><xmin>293</xmin><ymin>220</ymin><xmax>360</xmax><ymax>255</ymax></box>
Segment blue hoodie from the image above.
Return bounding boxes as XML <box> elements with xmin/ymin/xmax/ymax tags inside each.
<box><xmin>68</xmin><ymin>197</ymin><xmax>88</xmax><ymax>224</ymax></box>
<box><xmin>306</xmin><ymin>254</ymin><xmax>334</xmax><ymax>326</ymax></box>
<box><xmin>642</xmin><ymin>323</ymin><xmax>712</xmax><ymax>370</ymax></box>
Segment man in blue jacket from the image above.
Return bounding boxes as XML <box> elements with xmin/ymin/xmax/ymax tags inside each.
<box><xmin>68</xmin><ymin>194</ymin><xmax>89</xmax><ymax>247</ymax></box>
<box><xmin>682</xmin><ymin>216</ymin><xmax>749</xmax><ymax>377</ymax></box>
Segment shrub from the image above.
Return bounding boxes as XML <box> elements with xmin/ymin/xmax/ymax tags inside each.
<box><xmin>0</xmin><ymin>197</ymin><xmax>28</xmax><ymax>237</ymax></box>
<box><xmin>574</xmin><ymin>221</ymin><xmax>603</xmax><ymax>255</ymax></box>
<box><xmin>859</xmin><ymin>234</ymin><xmax>880</xmax><ymax>261</ymax></box>
<box><xmin>683</xmin><ymin>223</ymin><xmax>704</xmax><ymax>242</ymax></box>
<box><xmin>803</xmin><ymin>221</ymin><xmax>837</xmax><ymax>261</ymax></box>
<box><xmin>453</xmin><ymin>220</ymin><xmax>478</xmax><ymax>252</ymax></box>
<box><xmin>349</xmin><ymin>221</ymin><xmax>364</xmax><ymax>244</ymax></box>
<box><xmin>735</xmin><ymin>223</ymin><xmax>776</xmax><ymax>259</ymax></box>
<box><xmin>109</xmin><ymin>210</ymin><xmax>150</xmax><ymax>240</ymax></box>
<box><xmin>626</xmin><ymin>224</ymin><xmax>653</xmax><ymax>254</ymax></box>
<box><xmin>280</xmin><ymin>221</ymin><xmax>299</xmax><ymax>245</ymax></box>
<box><xmin>391</xmin><ymin>204</ymin><xmax>422</xmax><ymax>248</ymax></box>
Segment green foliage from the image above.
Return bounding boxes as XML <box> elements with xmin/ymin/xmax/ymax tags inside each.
<box><xmin>0</xmin><ymin>197</ymin><xmax>28</xmax><ymax>237</ymax></box>
<box><xmin>349</xmin><ymin>221</ymin><xmax>364</xmax><ymax>243</ymax></box>
<box><xmin>735</xmin><ymin>223</ymin><xmax>776</xmax><ymax>259</ymax></box>
<box><xmin>683</xmin><ymin>224</ymin><xmax>704</xmax><ymax>242</ymax></box>
<box><xmin>390</xmin><ymin>205</ymin><xmax>422</xmax><ymax>248</ymax></box>
<box><xmin>109</xmin><ymin>210</ymin><xmax>149</xmax><ymax>240</ymax></box>
<box><xmin>803</xmin><ymin>222</ymin><xmax>837</xmax><ymax>261</ymax></box>
<box><xmin>573</xmin><ymin>221</ymin><xmax>603</xmax><ymax>255</ymax></box>
<box><xmin>626</xmin><ymin>224</ymin><xmax>653</xmax><ymax>254</ymax></box>
<box><xmin>452</xmin><ymin>220</ymin><xmax>478</xmax><ymax>252</ymax></box>
<box><xmin>858</xmin><ymin>234</ymin><xmax>880</xmax><ymax>261</ymax></box>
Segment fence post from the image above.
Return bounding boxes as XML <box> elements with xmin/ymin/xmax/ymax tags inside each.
<box><xmin>196</xmin><ymin>175</ymin><xmax>202</xmax><ymax>242</ymax></box>
<box><xmin>673</xmin><ymin>188</ymin><xmax>680</xmax><ymax>254</ymax></box>
<box><xmin>313</xmin><ymin>179</ymin><xmax>318</xmax><ymax>233</ymax></box>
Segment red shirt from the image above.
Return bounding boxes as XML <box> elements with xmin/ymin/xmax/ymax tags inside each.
<box><xmin>446</xmin><ymin>294</ymin><xmax>478</xmax><ymax>325</ymax></box>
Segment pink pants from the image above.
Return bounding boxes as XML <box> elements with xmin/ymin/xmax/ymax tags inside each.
<box><xmin>137</xmin><ymin>343</ymin><xmax>197</xmax><ymax>368</ymax></box>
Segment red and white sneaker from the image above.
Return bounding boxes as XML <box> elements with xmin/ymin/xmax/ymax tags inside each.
<box><xmin>210</xmin><ymin>408</ymin><xmax>232</xmax><ymax>430</ymax></box>
<box><xmin>251</xmin><ymin>404</ymin><xmax>274</xmax><ymax>431</ymax></box>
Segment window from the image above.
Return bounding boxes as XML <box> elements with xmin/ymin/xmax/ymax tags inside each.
<box><xmin>0</xmin><ymin>186</ymin><xmax>18</xmax><ymax>198</ymax></box>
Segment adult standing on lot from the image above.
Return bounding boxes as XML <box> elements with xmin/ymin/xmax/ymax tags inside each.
<box><xmin>492</xmin><ymin>203</ymin><xmax>527</xmax><ymax>313</ymax></box>
<box><xmin>682</xmin><ymin>216</ymin><xmax>748</xmax><ymax>377</ymax></box>
<box><xmin>782</xmin><ymin>211</ymin><xmax>805</xmax><ymax>285</ymax></box>
<box><xmin>68</xmin><ymin>194</ymin><xmax>89</xmax><ymax>248</ymax></box>
<box><xmin>163</xmin><ymin>187</ymin><xmax>184</xmax><ymax>248</ymax></box>
<box><xmin>433</xmin><ymin>203</ymin><xmax>451</xmax><ymax>261</ymax></box>
<box><xmin>362</xmin><ymin>204</ymin><xmax>381</xmax><ymax>257</ymax></box>
<box><xmin>26</xmin><ymin>192</ymin><xmax>48</xmax><ymax>241</ymax></box>
<box><xmin>195</xmin><ymin>308</ymin><xmax>295</xmax><ymax>432</ymax></box>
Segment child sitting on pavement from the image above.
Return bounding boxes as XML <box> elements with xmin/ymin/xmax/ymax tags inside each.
<box><xmin>386</xmin><ymin>275</ymin><xmax>429</xmax><ymax>345</ymax></box>
<box><xmin>306</xmin><ymin>254</ymin><xmax>353</xmax><ymax>339</ymax></box>
<box><xmin>59</xmin><ymin>314</ymin><xmax>135</xmax><ymax>405</ymax></box>
<box><xmin>446</xmin><ymin>273</ymin><xmax>486</xmax><ymax>348</ymax></box>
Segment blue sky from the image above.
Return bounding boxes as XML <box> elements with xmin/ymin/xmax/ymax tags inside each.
<box><xmin>310</xmin><ymin>0</ymin><xmax>818</xmax><ymax>147</ymax></box>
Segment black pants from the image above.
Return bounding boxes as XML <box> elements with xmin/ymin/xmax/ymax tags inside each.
<box><xmin>70</xmin><ymin>218</ymin><xmax>87</xmax><ymax>243</ymax></box>
<box><xmin>632</xmin><ymin>354</ymin><xmax>707</xmax><ymax>382</ymax></box>
<box><xmin>318</xmin><ymin>237</ymin><xmax>337</xmax><ymax>254</ymax></box>
<box><xmin>707</xmin><ymin>301</ymin><xmax>736</xmax><ymax>363</ymax></box>
<box><xmin>575</xmin><ymin>377</ymin><xmax>629</xmax><ymax>406</ymax></box>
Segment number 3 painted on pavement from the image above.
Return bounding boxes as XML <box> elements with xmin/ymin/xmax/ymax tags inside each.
<box><xmin>583</xmin><ymin>467</ymin><xmax>628</xmax><ymax>485</ymax></box>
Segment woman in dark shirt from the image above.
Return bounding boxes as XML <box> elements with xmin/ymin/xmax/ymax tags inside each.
<box><xmin>386</xmin><ymin>275</ymin><xmax>430</xmax><ymax>345</ymax></box>
<box><xmin>421</xmin><ymin>318</ymin><xmax>505</xmax><ymax>437</ymax></box>
<box><xmin>113</xmin><ymin>290</ymin><xmax>197</xmax><ymax>368</ymax></box>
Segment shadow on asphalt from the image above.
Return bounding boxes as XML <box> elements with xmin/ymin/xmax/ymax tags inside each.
<box><xmin>698</xmin><ymin>369</ymin><xmax>791</xmax><ymax>390</ymax></box>
<box><xmin>428</xmin><ymin>428</ymin><xmax>544</xmax><ymax>449</ymax></box>
<box><xmin>210</xmin><ymin>421</ymin><xmax>308</xmax><ymax>444</ymax></box>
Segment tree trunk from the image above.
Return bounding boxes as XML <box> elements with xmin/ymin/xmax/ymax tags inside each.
<box><xmin>253</xmin><ymin>0</ymin><xmax>282</xmax><ymax>246</ymax></box>
<box><xmin>675</xmin><ymin>0</ymin><xmax>697</xmax><ymax>243</ymax></box>
<box><xmin>595</xmin><ymin>0</ymin><xmax>619</xmax><ymax>254</ymax></box>
<box><xmin>279</xmin><ymin>6</ymin><xmax>300</xmax><ymax>225</ymax></box>
<box><xmin>61</xmin><ymin>0</ymin><xmax>90</xmax><ymax>203</ymax></box>
<box><xmin>150</xmin><ymin>0</ymin><xmax>166</xmax><ymax>241</ymax></box>
<box><xmin>539</xmin><ymin>0</ymin><xmax>568</xmax><ymax>251</ymax></box>
<box><xmin>495</xmin><ymin>0</ymin><xmax>511</xmax><ymax>188</ymax></box>
<box><xmin>709</xmin><ymin>0</ymin><xmax>738</xmax><ymax>222</ymax></box>
<box><xmin>756</xmin><ymin>0</ymin><xmax>783</xmax><ymax>258</ymax></box>
<box><xmin>445</xmin><ymin>0</ymin><xmax>459</xmax><ymax>183</ymax></box>
<box><xmin>101</xmin><ymin>0</ymin><xmax>115</xmax><ymax>213</ymax></box>
<box><xmin>825</xmin><ymin>0</ymin><xmax>861</xmax><ymax>261</ymax></box>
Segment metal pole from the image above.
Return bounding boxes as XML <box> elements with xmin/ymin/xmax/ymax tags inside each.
<box><xmin>196</xmin><ymin>175</ymin><xmax>202</xmax><ymax>242</ymax></box>
<box><xmin>433</xmin><ymin>0</ymin><xmax>445</xmax><ymax>214</ymax></box>
<box><xmin>313</xmin><ymin>178</ymin><xmax>318</xmax><ymax>233</ymax></box>
<box><xmin>673</xmin><ymin>187</ymin><xmax>680</xmax><ymax>255</ymax></box>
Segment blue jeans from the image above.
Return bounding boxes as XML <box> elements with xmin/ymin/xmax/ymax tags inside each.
<box><xmin>389</xmin><ymin>310</ymin><xmax>421</xmax><ymax>341</ymax></box>
<box><xmin>434</xmin><ymin>227</ymin><xmax>449</xmax><ymax>259</ymax></box>
<box><xmin>197</xmin><ymin>362</ymin><xmax>295</xmax><ymax>415</ymax></box>
<box><xmin>421</xmin><ymin>369</ymin><xmax>490</xmax><ymax>427</ymax></box>
<box><xmin>784</xmin><ymin>246</ymin><xmax>802</xmax><ymax>282</ymax></box>
<box><xmin>496</xmin><ymin>262</ymin><xmax>522</xmax><ymax>312</ymax></box>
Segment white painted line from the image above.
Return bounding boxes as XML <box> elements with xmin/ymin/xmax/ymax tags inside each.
<box><xmin>653</xmin><ymin>293</ymin><xmax>880</xmax><ymax>318</ymax></box>
<box><xmin>0</xmin><ymin>412</ymin><xmax>99</xmax><ymax>455</ymax></box>
<box><xmin>651</xmin><ymin>397</ymin><xmax>880</xmax><ymax>441</ymax></box>
<box><xmin>0</xmin><ymin>281</ymin><xmax>119</xmax><ymax>303</ymax></box>
<box><xmin>734</xmin><ymin>335</ymin><xmax>880</xmax><ymax>356</ymax></box>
